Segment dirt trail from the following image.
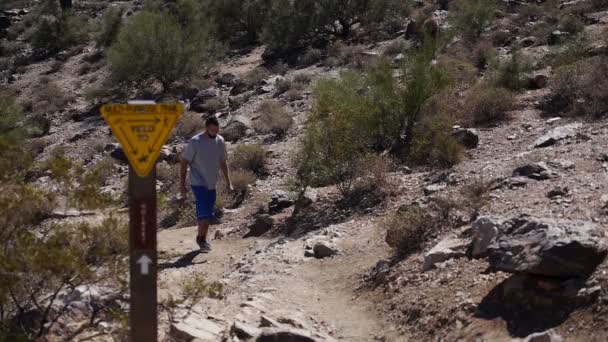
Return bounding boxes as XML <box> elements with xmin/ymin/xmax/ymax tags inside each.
<box><xmin>156</xmin><ymin>219</ymin><xmax>397</xmax><ymax>341</ymax></box>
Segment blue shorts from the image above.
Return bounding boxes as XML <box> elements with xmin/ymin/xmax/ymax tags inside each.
<box><xmin>191</xmin><ymin>186</ymin><xmax>216</xmax><ymax>221</ymax></box>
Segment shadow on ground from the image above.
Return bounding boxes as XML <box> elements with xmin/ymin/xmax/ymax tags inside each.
<box><xmin>475</xmin><ymin>274</ymin><xmax>594</xmax><ymax>337</ymax></box>
<box><xmin>159</xmin><ymin>250</ymin><xmax>208</xmax><ymax>270</ymax></box>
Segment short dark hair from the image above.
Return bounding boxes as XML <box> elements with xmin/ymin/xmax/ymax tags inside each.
<box><xmin>205</xmin><ymin>115</ymin><xmax>219</xmax><ymax>127</ymax></box>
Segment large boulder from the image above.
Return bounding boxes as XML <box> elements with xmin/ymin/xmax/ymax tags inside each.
<box><xmin>190</xmin><ymin>88</ymin><xmax>221</xmax><ymax>113</ymax></box>
<box><xmin>423</xmin><ymin>237</ymin><xmax>469</xmax><ymax>270</ymax></box>
<box><xmin>268</xmin><ymin>190</ymin><xmax>294</xmax><ymax>214</ymax></box>
<box><xmin>484</xmin><ymin>215</ymin><xmax>608</xmax><ymax>278</ymax></box>
<box><xmin>452</xmin><ymin>127</ymin><xmax>479</xmax><ymax>149</ymax></box>
<box><xmin>532</xmin><ymin>123</ymin><xmax>582</xmax><ymax>148</ymax></box>
<box><xmin>170</xmin><ymin>313</ymin><xmax>224</xmax><ymax>341</ymax></box>
<box><xmin>222</xmin><ymin>115</ymin><xmax>253</xmax><ymax>142</ymax></box>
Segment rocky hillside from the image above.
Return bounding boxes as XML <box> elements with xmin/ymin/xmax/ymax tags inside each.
<box><xmin>1</xmin><ymin>0</ymin><xmax>608</xmax><ymax>341</ymax></box>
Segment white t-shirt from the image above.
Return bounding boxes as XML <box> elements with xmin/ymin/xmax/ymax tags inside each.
<box><xmin>182</xmin><ymin>133</ymin><xmax>226</xmax><ymax>189</ymax></box>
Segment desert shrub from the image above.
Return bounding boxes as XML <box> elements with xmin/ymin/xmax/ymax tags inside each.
<box><xmin>545</xmin><ymin>33</ymin><xmax>592</xmax><ymax>67</ymax></box>
<box><xmin>450</xmin><ymin>0</ymin><xmax>497</xmax><ymax>42</ymax></box>
<box><xmin>544</xmin><ymin>56</ymin><xmax>608</xmax><ymax>118</ymax></box>
<box><xmin>208</xmin><ymin>0</ymin><xmax>270</xmax><ymax>44</ymax></box>
<box><xmin>491</xmin><ymin>29</ymin><xmax>512</xmax><ymax>46</ymax></box>
<box><xmin>271</xmin><ymin>62</ymin><xmax>289</xmax><ymax>75</ymax></box>
<box><xmin>275</xmin><ymin>78</ymin><xmax>292</xmax><ymax>95</ymax></box>
<box><xmin>383</xmin><ymin>39</ymin><xmax>406</xmax><ymax>56</ymax></box>
<box><xmin>230</xmin><ymin>144</ymin><xmax>266</xmax><ymax>176</ymax></box>
<box><xmin>293</xmin><ymin>73</ymin><xmax>312</xmax><ymax>84</ymax></box>
<box><xmin>108</xmin><ymin>0</ymin><xmax>218</xmax><ymax>90</ymax></box>
<box><xmin>492</xmin><ymin>51</ymin><xmax>531</xmax><ymax>91</ymax></box>
<box><xmin>436</xmin><ymin>55</ymin><xmax>477</xmax><ymax>86</ymax></box>
<box><xmin>163</xmin><ymin>271</ymin><xmax>223</xmax><ymax>312</ymax></box>
<box><xmin>285</xmin><ymin>89</ymin><xmax>303</xmax><ymax>102</ymax></box>
<box><xmin>295</xmin><ymin>46</ymin><xmax>451</xmax><ymax>196</ymax></box>
<box><xmin>353</xmin><ymin>153</ymin><xmax>395</xmax><ymax>194</ymax></box>
<box><xmin>0</xmin><ymin>92</ymin><xmax>31</xmax><ymax>180</ymax></box>
<box><xmin>299</xmin><ymin>47</ymin><xmax>323</xmax><ymax>66</ymax></box>
<box><xmin>245</xmin><ymin>67</ymin><xmax>271</xmax><ymax>84</ymax></box>
<box><xmin>559</xmin><ymin>13</ymin><xmax>584</xmax><ymax>35</ymax></box>
<box><xmin>472</xmin><ymin>40</ymin><xmax>496</xmax><ymax>69</ymax></box>
<box><xmin>411</xmin><ymin>112</ymin><xmax>463</xmax><ymax>167</ymax></box>
<box><xmin>384</xmin><ymin>204</ymin><xmax>445</xmax><ymax>255</ymax></box>
<box><xmin>35</xmin><ymin>81</ymin><xmax>72</xmax><ymax>113</ymax></box>
<box><xmin>31</xmin><ymin>11</ymin><xmax>91</xmax><ymax>56</ymax></box>
<box><xmin>175</xmin><ymin>111</ymin><xmax>204</xmax><ymax>139</ymax></box>
<box><xmin>96</xmin><ymin>5</ymin><xmax>125</xmax><ymax>48</ymax></box>
<box><xmin>71</xmin><ymin>159</ymin><xmax>115</xmax><ymax>210</ymax></box>
<box><xmin>0</xmin><ymin>40</ymin><xmax>26</xmax><ymax>57</ymax></box>
<box><xmin>461</xmin><ymin>177</ymin><xmax>496</xmax><ymax>220</ymax></box>
<box><xmin>464</xmin><ymin>84</ymin><xmax>514</xmax><ymax>126</ymax></box>
<box><xmin>254</xmin><ymin>100</ymin><xmax>293</xmax><ymax>137</ymax></box>
<box><xmin>201</xmin><ymin>98</ymin><xmax>225</xmax><ymax>113</ymax></box>
<box><xmin>230</xmin><ymin>168</ymin><xmax>256</xmax><ymax>195</ymax></box>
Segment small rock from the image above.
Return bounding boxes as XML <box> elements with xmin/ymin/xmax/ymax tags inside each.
<box><xmin>223</xmin><ymin>116</ymin><xmax>253</xmax><ymax>142</ymax></box>
<box><xmin>519</xmin><ymin>36</ymin><xmax>536</xmax><ymax>47</ymax></box>
<box><xmin>245</xmin><ymin>214</ymin><xmax>274</xmax><ymax>238</ymax></box>
<box><xmin>528</xmin><ymin>74</ymin><xmax>549</xmax><ymax>89</ymax></box>
<box><xmin>424</xmin><ymin>184</ymin><xmax>446</xmax><ymax>196</ymax></box>
<box><xmin>507</xmin><ymin>134</ymin><xmax>517</xmax><ymax>140</ymax></box>
<box><xmin>547</xmin><ymin>186</ymin><xmax>569</xmax><ymax>198</ymax></box>
<box><xmin>549</xmin><ymin>30</ymin><xmax>570</xmax><ymax>45</ymax></box>
<box><xmin>523</xmin><ymin>329</ymin><xmax>563</xmax><ymax>342</ymax></box>
<box><xmin>170</xmin><ymin>314</ymin><xmax>224</xmax><ymax>341</ymax></box>
<box><xmin>423</xmin><ymin>237</ymin><xmax>469</xmax><ymax>271</ymax></box>
<box><xmin>545</xmin><ymin>117</ymin><xmax>561</xmax><ymax>125</ymax></box>
<box><xmin>512</xmin><ymin>162</ymin><xmax>558</xmax><ymax>180</ymax></box>
<box><xmin>452</xmin><ymin>128</ymin><xmax>479</xmax><ymax>149</ymax></box>
<box><xmin>304</xmin><ymin>250</ymin><xmax>315</xmax><ymax>258</ymax></box>
<box><xmin>313</xmin><ymin>241</ymin><xmax>338</xmax><ymax>259</ymax></box>
<box><xmin>260</xmin><ymin>315</ymin><xmax>280</xmax><ymax>328</ymax></box>
<box><xmin>601</xmin><ymin>194</ymin><xmax>608</xmax><ymax>209</ymax></box>
<box><xmin>471</xmin><ymin>216</ymin><xmax>506</xmax><ymax>257</ymax></box>
<box><xmin>217</xmin><ymin>73</ymin><xmax>237</xmax><ymax>86</ymax></box>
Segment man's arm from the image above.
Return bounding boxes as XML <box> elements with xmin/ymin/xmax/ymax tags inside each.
<box><xmin>220</xmin><ymin>159</ymin><xmax>233</xmax><ymax>191</ymax></box>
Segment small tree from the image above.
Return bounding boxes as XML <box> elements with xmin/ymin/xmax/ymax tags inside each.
<box><xmin>108</xmin><ymin>0</ymin><xmax>218</xmax><ymax>90</ymax></box>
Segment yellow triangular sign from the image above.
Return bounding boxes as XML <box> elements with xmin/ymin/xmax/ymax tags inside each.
<box><xmin>100</xmin><ymin>103</ymin><xmax>183</xmax><ymax>177</ymax></box>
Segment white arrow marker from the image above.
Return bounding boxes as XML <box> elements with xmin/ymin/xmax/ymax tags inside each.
<box><xmin>137</xmin><ymin>255</ymin><xmax>153</xmax><ymax>275</ymax></box>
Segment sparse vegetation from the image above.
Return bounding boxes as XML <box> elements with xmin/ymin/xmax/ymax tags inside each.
<box><xmin>230</xmin><ymin>144</ymin><xmax>267</xmax><ymax>176</ymax></box>
<box><xmin>463</xmin><ymin>84</ymin><xmax>515</xmax><ymax>126</ymax></box>
<box><xmin>31</xmin><ymin>1</ymin><xmax>91</xmax><ymax>56</ymax></box>
<box><xmin>544</xmin><ymin>56</ymin><xmax>608</xmax><ymax>118</ymax></box>
<box><xmin>254</xmin><ymin>100</ymin><xmax>293</xmax><ymax>137</ymax></box>
<box><xmin>108</xmin><ymin>0</ymin><xmax>218</xmax><ymax>90</ymax></box>
<box><xmin>175</xmin><ymin>112</ymin><xmax>205</xmax><ymax>139</ymax></box>
<box><xmin>492</xmin><ymin>51</ymin><xmax>531</xmax><ymax>91</ymax></box>
<box><xmin>450</xmin><ymin>0</ymin><xmax>497</xmax><ymax>42</ymax></box>
<box><xmin>96</xmin><ymin>5</ymin><xmax>124</xmax><ymax>48</ymax></box>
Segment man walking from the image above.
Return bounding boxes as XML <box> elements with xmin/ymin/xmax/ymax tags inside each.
<box><xmin>180</xmin><ymin>116</ymin><xmax>232</xmax><ymax>252</ymax></box>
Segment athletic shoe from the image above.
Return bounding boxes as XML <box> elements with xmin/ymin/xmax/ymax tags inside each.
<box><xmin>200</xmin><ymin>240</ymin><xmax>211</xmax><ymax>253</ymax></box>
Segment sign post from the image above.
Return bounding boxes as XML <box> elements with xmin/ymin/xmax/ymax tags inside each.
<box><xmin>101</xmin><ymin>102</ymin><xmax>183</xmax><ymax>341</ymax></box>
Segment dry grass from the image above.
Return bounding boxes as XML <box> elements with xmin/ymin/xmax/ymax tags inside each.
<box><xmin>230</xmin><ymin>144</ymin><xmax>267</xmax><ymax>176</ymax></box>
<box><xmin>463</xmin><ymin>84</ymin><xmax>515</xmax><ymax>126</ymax></box>
<box><xmin>175</xmin><ymin>112</ymin><xmax>205</xmax><ymax>139</ymax></box>
<box><xmin>384</xmin><ymin>204</ymin><xmax>444</xmax><ymax>256</ymax></box>
<box><xmin>544</xmin><ymin>56</ymin><xmax>608</xmax><ymax>118</ymax></box>
<box><xmin>254</xmin><ymin>100</ymin><xmax>293</xmax><ymax>137</ymax></box>
<box><xmin>299</xmin><ymin>47</ymin><xmax>323</xmax><ymax>66</ymax></box>
<box><xmin>245</xmin><ymin>67</ymin><xmax>271</xmax><ymax>84</ymax></box>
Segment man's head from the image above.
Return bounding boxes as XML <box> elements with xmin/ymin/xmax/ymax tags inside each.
<box><xmin>205</xmin><ymin>116</ymin><xmax>219</xmax><ymax>138</ymax></box>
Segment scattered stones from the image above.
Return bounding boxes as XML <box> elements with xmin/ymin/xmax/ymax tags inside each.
<box><xmin>245</xmin><ymin>214</ymin><xmax>274</xmax><ymax>238</ymax></box>
<box><xmin>313</xmin><ymin>241</ymin><xmax>338</xmax><ymax>259</ymax></box>
<box><xmin>452</xmin><ymin>128</ymin><xmax>479</xmax><ymax>149</ymax></box>
<box><xmin>423</xmin><ymin>237</ymin><xmax>469</xmax><ymax>271</ymax></box>
<box><xmin>486</xmin><ymin>215</ymin><xmax>608</xmax><ymax>277</ymax></box>
<box><xmin>532</xmin><ymin>123</ymin><xmax>582</xmax><ymax>148</ymax></box>
<box><xmin>512</xmin><ymin>162</ymin><xmax>558</xmax><ymax>180</ymax></box>
<box><xmin>547</xmin><ymin>159</ymin><xmax>575</xmax><ymax>171</ymax></box>
<box><xmin>268</xmin><ymin>190</ymin><xmax>294</xmax><ymax>214</ymax></box>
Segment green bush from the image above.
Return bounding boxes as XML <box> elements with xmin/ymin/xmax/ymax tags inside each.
<box><xmin>450</xmin><ymin>0</ymin><xmax>497</xmax><ymax>42</ymax></box>
<box><xmin>108</xmin><ymin>0</ymin><xmax>218</xmax><ymax>90</ymax></box>
<box><xmin>384</xmin><ymin>204</ymin><xmax>446</xmax><ymax>255</ymax></box>
<box><xmin>31</xmin><ymin>13</ymin><xmax>90</xmax><ymax>55</ymax></box>
<box><xmin>493</xmin><ymin>51</ymin><xmax>531</xmax><ymax>91</ymax></box>
<box><xmin>0</xmin><ymin>92</ymin><xmax>30</xmax><ymax>181</ymax></box>
<box><xmin>464</xmin><ymin>84</ymin><xmax>515</xmax><ymax>126</ymax></box>
<box><xmin>96</xmin><ymin>5</ymin><xmax>124</xmax><ymax>48</ymax></box>
<box><xmin>295</xmin><ymin>46</ymin><xmax>452</xmax><ymax>197</ymax></box>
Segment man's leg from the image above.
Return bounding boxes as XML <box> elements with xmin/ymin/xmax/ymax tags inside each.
<box><xmin>197</xmin><ymin>219</ymin><xmax>209</xmax><ymax>241</ymax></box>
